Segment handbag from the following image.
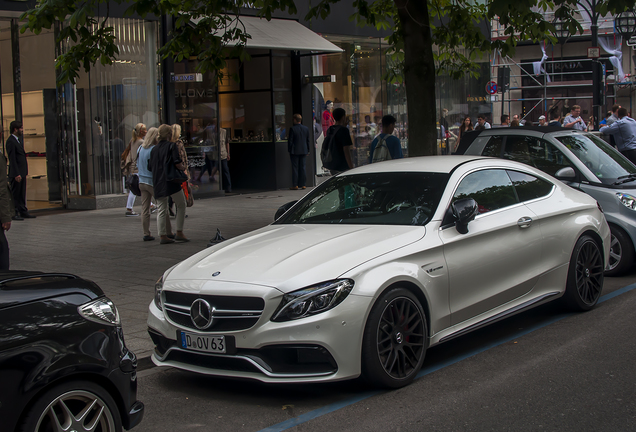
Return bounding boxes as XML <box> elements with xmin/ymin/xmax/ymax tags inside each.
<box><xmin>165</xmin><ymin>143</ymin><xmax>188</xmax><ymax>184</ymax></box>
<box><xmin>182</xmin><ymin>181</ymin><xmax>194</xmax><ymax>207</ymax></box>
<box><xmin>126</xmin><ymin>174</ymin><xmax>141</xmax><ymax>196</ymax></box>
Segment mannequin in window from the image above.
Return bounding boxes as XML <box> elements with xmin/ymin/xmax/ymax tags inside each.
<box><xmin>322</xmin><ymin>100</ymin><xmax>335</xmax><ymax>135</ymax></box>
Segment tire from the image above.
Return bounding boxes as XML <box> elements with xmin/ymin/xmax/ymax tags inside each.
<box><xmin>605</xmin><ymin>226</ymin><xmax>635</xmax><ymax>277</ymax></box>
<box><xmin>20</xmin><ymin>380</ymin><xmax>121</xmax><ymax>432</ymax></box>
<box><xmin>562</xmin><ymin>235</ymin><xmax>604</xmax><ymax>311</ymax></box>
<box><xmin>361</xmin><ymin>287</ymin><xmax>428</xmax><ymax>388</ymax></box>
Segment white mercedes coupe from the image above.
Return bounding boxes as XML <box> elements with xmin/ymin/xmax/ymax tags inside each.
<box><xmin>148</xmin><ymin>156</ymin><xmax>610</xmax><ymax>388</ymax></box>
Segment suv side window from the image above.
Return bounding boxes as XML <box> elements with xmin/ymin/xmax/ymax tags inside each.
<box><xmin>482</xmin><ymin>136</ymin><xmax>504</xmax><ymax>157</ymax></box>
<box><xmin>507</xmin><ymin>170</ymin><xmax>554</xmax><ymax>202</ymax></box>
<box><xmin>453</xmin><ymin>169</ymin><xmax>517</xmax><ymax>214</ymax></box>
<box><xmin>504</xmin><ymin>136</ymin><xmax>573</xmax><ymax>176</ymax></box>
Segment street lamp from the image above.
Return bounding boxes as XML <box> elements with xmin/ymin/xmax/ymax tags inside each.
<box><xmin>552</xmin><ymin>17</ymin><xmax>571</xmax><ymax>45</ymax></box>
<box><xmin>615</xmin><ymin>11</ymin><xmax>636</xmax><ymax>38</ymax></box>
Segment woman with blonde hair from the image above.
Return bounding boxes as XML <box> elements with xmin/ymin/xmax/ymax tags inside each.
<box><xmin>137</xmin><ymin>127</ymin><xmax>159</xmax><ymax>241</ymax></box>
<box><xmin>121</xmin><ymin>123</ymin><xmax>146</xmax><ymax>216</ymax></box>
<box><xmin>168</xmin><ymin>124</ymin><xmax>191</xmax><ymax>217</ymax></box>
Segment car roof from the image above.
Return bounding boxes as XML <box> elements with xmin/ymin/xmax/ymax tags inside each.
<box><xmin>346</xmin><ymin>155</ymin><xmax>490</xmax><ymax>174</ymax></box>
<box><xmin>454</xmin><ymin>126</ymin><xmax>586</xmax><ymax>155</ymax></box>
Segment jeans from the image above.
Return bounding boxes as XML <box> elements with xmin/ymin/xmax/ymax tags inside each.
<box><xmin>139</xmin><ymin>183</ymin><xmax>154</xmax><ymax>236</ymax></box>
<box><xmin>156</xmin><ymin>189</ymin><xmax>186</xmax><ymax>236</ymax></box>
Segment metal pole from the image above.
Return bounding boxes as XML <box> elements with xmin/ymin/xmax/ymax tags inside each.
<box><xmin>591</xmin><ymin>4</ymin><xmax>601</xmax><ymax>131</ymax></box>
<box><xmin>11</xmin><ymin>19</ymin><xmax>22</xmax><ymax>124</ymax></box>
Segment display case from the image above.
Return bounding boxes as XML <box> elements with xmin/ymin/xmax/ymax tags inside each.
<box><xmin>2</xmin><ymin>90</ymin><xmax>50</xmax><ymax>201</ymax></box>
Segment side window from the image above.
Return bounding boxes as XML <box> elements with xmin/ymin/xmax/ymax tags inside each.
<box><xmin>504</xmin><ymin>136</ymin><xmax>573</xmax><ymax>176</ymax></box>
<box><xmin>482</xmin><ymin>136</ymin><xmax>503</xmax><ymax>157</ymax></box>
<box><xmin>507</xmin><ymin>170</ymin><xmax>555</xmax><ymax>202</ymax></box>
<box><xmin>453</xmin><ymin>169</ymin><xmax>518</xmax><ymax>214</ymax></box>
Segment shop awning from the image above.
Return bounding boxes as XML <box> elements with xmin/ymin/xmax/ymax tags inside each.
<box><xmin>191</xmin><ymin>16</ymin><xmax>343</xmax><ymax>54</ymax></box>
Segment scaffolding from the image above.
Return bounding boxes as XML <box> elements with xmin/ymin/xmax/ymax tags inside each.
<box><xmin>491</xmin><ymin>50</ymin><xmax>636</xmax><ymax>124</ymax></box>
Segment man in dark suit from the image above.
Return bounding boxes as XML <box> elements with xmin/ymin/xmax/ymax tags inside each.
<box><xmin>287</xmin><ymin>114</ymin><xmax>311</xmax><ymax>190</ymax></box>
<box><xmin>5</xmin><ymin>121</ymin><xmax>35</xmax><ymax>220</ymax></box>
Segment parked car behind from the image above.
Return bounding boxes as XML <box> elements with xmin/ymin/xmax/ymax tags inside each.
<box><xmin>148</xmin><ymin>156</ymin><xmax>609</xmax><ymax>389</ymax></box>
<box><xmin>458</xmin><ymin>126</ymin><xmax>636</xmax><ymax>276</ymax></box>
<box><xmin>0</xmin><ymin>271</ymin><xmax>144</xmax><ymax>432</ymax></box>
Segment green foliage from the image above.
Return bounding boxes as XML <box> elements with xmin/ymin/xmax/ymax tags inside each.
<box><xmin>19</xmin><ymin>0</ymin><xmax>636</xmax><ymax>86</ymax></box>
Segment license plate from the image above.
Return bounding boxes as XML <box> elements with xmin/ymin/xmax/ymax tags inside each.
<box><xmin>180</xmin><ymin>332</ymin><xmax>226</xmax><ymax>354</ymax></box>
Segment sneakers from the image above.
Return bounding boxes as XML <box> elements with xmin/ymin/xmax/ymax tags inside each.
<box><xmin>150</xmin><ymin>204</ymin><xmax>157</xmax><ymax>214</ymax></box>
<box><xmin>125</xmin><ymin>209</ymin><xmax>140</xmax><ymax>217</ymax></box>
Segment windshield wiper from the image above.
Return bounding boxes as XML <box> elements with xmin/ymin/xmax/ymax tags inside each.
<box><xmin>613</xmin><ymin>173</ymin><xmax>636</xmax><ymax>185</ymax></box>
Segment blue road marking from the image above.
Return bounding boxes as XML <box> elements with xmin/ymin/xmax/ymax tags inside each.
<box><xmin>257</xmin><ymin>283</ymin><xmax>636</xmax><ymax>432</ymax></box>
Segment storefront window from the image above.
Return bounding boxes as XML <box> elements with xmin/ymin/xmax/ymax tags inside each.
<box><xmin>58</xmin><ymin>18</ymin><xmax>160</xmax><ymax>204</ymax></box>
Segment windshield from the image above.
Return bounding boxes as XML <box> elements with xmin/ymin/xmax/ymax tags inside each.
<box><xmin>555</xmin><ymin>133</ymin><xmax>636</xmax><ymax>185</ymax></box>
<box><xmin>276</xmin><ymin>172</ymin><xmax>450</xmax><ymax>226</ymax></box>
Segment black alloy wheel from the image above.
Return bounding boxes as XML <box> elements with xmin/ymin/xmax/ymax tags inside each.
<box><xmin>362</xmin><ymin>288</ymin><xmax>427</xmax><ymax>388</ymax></box>
<box><xmin>563</xmin><ymin>235</ymin><xmax>604</xmax><ymax>311</ymax></box>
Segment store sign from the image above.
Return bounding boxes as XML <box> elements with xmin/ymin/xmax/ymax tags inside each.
<box><xmin>587</xmin><ymin>47</ymin><xmax>601</xmax><ymax>59</ymax></box>
<box><xmin>175</xmin><ymin>89</ymin><xmax>215</xmax><ymax>98</ymax></box>
<box><xmin>171</xmin><ymin>73</ymin><xmax>203</xmax><ymax>83</ymax></box>
<box><xmin>304</xmin><ymin>75</ymin><xmax>336</xmax><ymax>84</ymax></box>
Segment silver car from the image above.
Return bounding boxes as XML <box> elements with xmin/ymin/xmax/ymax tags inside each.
<box><xmin>462</xmin><ymin>127</ymin><xmax>636</xmax><ymax>276</ymax></box>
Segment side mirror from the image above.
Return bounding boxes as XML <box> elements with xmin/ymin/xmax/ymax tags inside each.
<box><xmin>275</xmin><ymin>200</ymin><xmax>298</xmax><ymax>221</ymax></box>
<box><xmin>555</xmin><ymin>167</ymin><xmax>576</xmax><ymax>180</ymax></box>
<box><xmin>451</xmin><ymin>198</ymin><xmax>479</xmax><ymax>234</ymax></box>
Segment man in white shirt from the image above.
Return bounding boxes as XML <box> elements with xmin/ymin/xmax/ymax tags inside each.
<box><xmin>564</xmin><ymin>105</ymin><xmax>587</xmax><ymax>130</ymax></box>
<box><xmin>476</xmin><ymin>114</ymin><xmax>491</xmax><ymax>129</ymax></box>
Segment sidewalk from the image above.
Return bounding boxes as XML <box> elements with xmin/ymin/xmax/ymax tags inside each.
<box><xmin>9</xmin><ymin>189</ymin><xmax>309</xmax><ymax>359</ymax></box>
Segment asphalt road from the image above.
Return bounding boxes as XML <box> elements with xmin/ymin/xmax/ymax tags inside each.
<box><xmin>133</xmin><ymin>272</ymin><xmax>636</xmax><ymax>432</ymax></box>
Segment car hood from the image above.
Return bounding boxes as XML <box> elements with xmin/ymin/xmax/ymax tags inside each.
<box><xmin>167</xmin><ymin>224</ymin><xmax>426</xmax><ymax>293</ymax></box>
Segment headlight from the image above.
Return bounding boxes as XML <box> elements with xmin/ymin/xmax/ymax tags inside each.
<box><xmin>617</xmin><ymin>193</ymin><xmax>636</xmax><ymax>210</ymax></box>
<box><xmin>78</xmin><ymin>297</ymin><xmax>120</xmax><ymax>326</ymax></box>
<box><xmin>155</xmin><ymin>264</ymin><xmax>179</xmax><ymax>311</ymax></box>
<box><xmin>154</xmin><ymin>276</ymin><xmax>164</xmax><ymax>311</ymax></box>
<box><xmin>271</xmin><ymin>279</ymin><xmax>354</xmax><ymax>322</ymax></box>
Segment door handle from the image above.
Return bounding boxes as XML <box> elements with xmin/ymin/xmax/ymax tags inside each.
<box><xmin>517</xmin><ymin>216</ymin><xmax>533</xmax><ymax>228</ymax></box>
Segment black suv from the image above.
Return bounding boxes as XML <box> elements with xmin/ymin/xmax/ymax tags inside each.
<box><xmin>0</xmin><ymin>271</ymin><xmax>144</xmax><ymax>432</ymax></box>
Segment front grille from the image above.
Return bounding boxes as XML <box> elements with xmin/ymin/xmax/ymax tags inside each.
<box><xmin>163</xmin><ymin>292</ymin><xmax>265</xmax><ymax>332</ymax></box>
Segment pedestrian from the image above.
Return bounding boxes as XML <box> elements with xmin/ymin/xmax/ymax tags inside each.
<box><xmin>287</xmin><ymin>113</ymin><xmax>310</xmax><ymax>190</ymax></box>
<box><xmin>322</xmin><ymin>100</ymin><xmax>335</xmax><ymax>136</ymax></box>
<box><xmin>548</xmin><ymin>111</ymin><xmax>562</xmax><ymax>127</ymax></box>
<box><xmin>369</xmin><ymin>115</ymin><xmax>403</xmax><ymax>163</ymax></box>
<box><xmin>563</xmin><ymin>105</ymin><xmax>587</xmax><ymax>130</ymax></box>
<box><xmin>511</xmin><ymin>118</ymin><xmax>520</xmax><ymax>127</ymax></box>
<box><xmin>208</xmin><ymin>122</ymin><xmax>232</xmax><ymax>193</ymax></box>
<box><xmin>137</xmin><ymin>127</ymin><xmax>159</xmax><ymax>241</ymax></box>
<box><xmin>607</xmin><ymin>104</ymin><xmax>621</xmax><ymax>126</ymax></box>
<box><xmin>538</xmin><ymin>115</ymin><xmax>547</xmax><ymax>126</ymax></box>
<box><xmin>500</xmin><ymin>114</ymin><xmax>510</xmax><ymax>127</ymax></box>
<box><xmin>599</xmin><ymin>111</ymin><xmax>612</xmax><ymax>126</ymax></box>
<box><xmin>586</xmin><ymin>116</ymin><xmax>595</xmax><ymax>132</ymax></box>
<box><xmin>0</xmin><ymin>147</ymin><xmax>13</xmax><ymax>269</ymax></box>
<box><xmin>440</xmin><ymin>108</ymin><xmax>450</xmax><ymax>154</ymax></box>
<box><xmin>599</xmin><ymin>107</ymin><xmax>636</xmax><ymax>165</ymax></box>
<box><xmin>457</xmin><ymin>116</ymin><xmax>474</xmax><ymax>143</ymax></box>
<box><xmin>476</xmin><ymin>114</ymin><xmax>491</xmax><ymax>130</ymax></box>
<box><xmin>5</xmin><ymin>121</ymin><xmax>34</xmax><ymax>220</ymax></box>
<box><xmin>195</xmin><ymin>121</ymin><xmax>216</xmax><ymax>182</ymax></box>
<box><xmin>321</xmin><ymin>107</ymin><xmax>354</xmax><ymax>175</ymax></box>
<box><xmin>313</xmin><ymin>117</ymin><xmax>322</xmax><ymax>147</ymax></box>
<box><xmin>168</xmin><ymin>124</ymin><xmax>193</xmax><ymax>216</ymax></box>
<box><xmin>149</xmin><ymin>124</ymin><xmax>189</xmax><ymax>244</ymax></box>
<box><xmin>121</xmin><ymin>123</ymin><xmax>146</xmax><ymax>216</ymax></box>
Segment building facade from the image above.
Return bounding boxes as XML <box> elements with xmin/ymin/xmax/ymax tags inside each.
<box><xmin>1</xmin><ymin>1</ymin><xmax>492</xmax><ymax>210</ymax></box>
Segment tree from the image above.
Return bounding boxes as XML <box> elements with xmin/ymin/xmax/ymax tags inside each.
<box><xmin>21</xmin><ymin>0</ymin><xmax>635</xmax><ymax>156</ymax></box>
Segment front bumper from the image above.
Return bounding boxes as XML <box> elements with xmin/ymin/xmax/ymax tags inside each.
<box><xmin>147</xmin><ymin>294</ymin><xmax>374</xmax><ymax>383</ymax></box>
